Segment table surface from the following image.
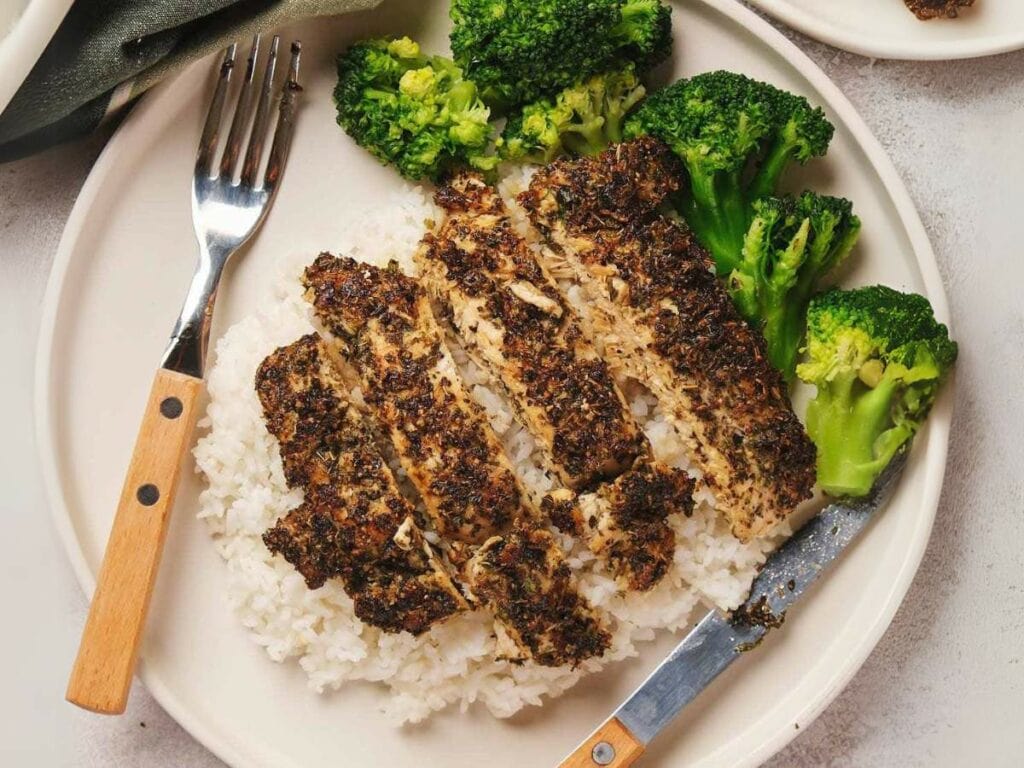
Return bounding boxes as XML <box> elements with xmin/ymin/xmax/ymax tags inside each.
<box><xmin>2</xmin><ymin>17</ymin><xmax>1023</xmax><ymax>768</ymax></box>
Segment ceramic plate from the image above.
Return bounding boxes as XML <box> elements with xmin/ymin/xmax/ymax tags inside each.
<box><xmin>36</xmin><ymin>1</ymin><xmax>954</xmax><ymax>766</ymax></box>
<box><xmin>747</xmin><ymin>0</ymin><xmax>1024</xmax><ymax>60</ymax></box>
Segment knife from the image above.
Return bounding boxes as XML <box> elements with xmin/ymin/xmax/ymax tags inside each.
<box><xmin>558</xmin><ymin>453</ymin><xmax>908</xmax><ymax>768</ymax></box>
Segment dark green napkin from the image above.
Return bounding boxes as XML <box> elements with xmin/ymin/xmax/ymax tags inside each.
<box><xmin>0</xmin><ymin>0</ymin><xmax>380</xmax><ymax>161</ymax></box>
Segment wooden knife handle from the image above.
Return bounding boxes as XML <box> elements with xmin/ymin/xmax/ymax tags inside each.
<box><xmin>66</xmin><ymin>368</ymin><xmax>202</xmax><ymax>714</ymax></box>
<box><xmin>560</xmin><ymin>717</ymin><xmax>646</xmax><ymax>768</ymax></box>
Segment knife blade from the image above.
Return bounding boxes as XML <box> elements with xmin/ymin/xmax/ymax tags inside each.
<box><xmin>559</xmin><ymin>452</ymin><xmax>908</xmax><ymax>768</ymax></box>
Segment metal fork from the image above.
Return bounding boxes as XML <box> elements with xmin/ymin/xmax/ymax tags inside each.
<box><xmin>66</xmin><ymin>35</ymin><xmax>302</xmax><ymax>715</ymax></box>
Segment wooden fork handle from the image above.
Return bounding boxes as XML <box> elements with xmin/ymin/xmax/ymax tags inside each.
<box><xmin>560</xmin><ymin>717</ymin><xmax>646</xmax><ymax>768</ymax></box>
<box><xmin>66</xmin><ymin>368</ymin><xmax>202</xmax><ymax>714</ymax></box>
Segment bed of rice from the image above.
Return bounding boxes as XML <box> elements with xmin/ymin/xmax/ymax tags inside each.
<box><xmin>193</xmin><ymin>169</ymin><xmax>788</xmax><ymax>725</ymax></box>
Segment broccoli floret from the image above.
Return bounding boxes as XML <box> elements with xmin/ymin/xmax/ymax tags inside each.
<box><xmin>449</xmin><ymin>0</ymin><xmax>672</xmax><ymax>109</ymax></box>
<box><xmin>334</xmin><ymin>37</ymin><xmax>497</xmax><ymax>181</ymax></box>
<box><xmin>497</xmin><ymin>65</ymin><xmax>647</xmax><ymax>163</ymax></box>
<box><xmin>746</xmin><ymin>89</ymin><xmax>835</xmax><ymax>202</ymax></box>
<box><xmin>612</xmin><ymin>0</ymin><xmax>674</xmax><ymax>72</ymax></box>
<box><xmin>623</xmin><ymin>70</ymin><xmax>835</xmax><ymax>274</ymax></box>
<box><xmin>796</xmin><ymin>286</ymin><xmax>957</xmax><ymax>497</ymax></box>
<box><xmin>728</xmin><ymin>192</ymin><xmax>861</xmax><ymax>380</ymax></box>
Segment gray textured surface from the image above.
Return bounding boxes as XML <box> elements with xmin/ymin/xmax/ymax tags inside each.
<box><xmin>1</xmin><ymin>23</ymin><xmax>1022</xmax><ymax>768</ymax></box>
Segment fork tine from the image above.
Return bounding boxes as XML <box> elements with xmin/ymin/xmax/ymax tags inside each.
<box><xmin>219</xmin><ymin>35</ymin><xmax>261</xmax><ymax>179</ymax></box>
<box><xmin>241</xmin><ymin>35</ymin><xmax>280</xmax><ymax>187</ymax></box>
<box><xmin>196</xmin><ymin>44</ymin><xmax>237</xmax><ymax>175</ymax></box>
<box><xmin>264</xmin><ymin>42</ymin><xmax>302</xmax><ymax>192</ymax></box>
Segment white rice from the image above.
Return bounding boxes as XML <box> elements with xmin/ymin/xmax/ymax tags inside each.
<box><xmin>193</xmin><ymin>177</ymin><xmax>788</xmax><ymax>725</ymax></box>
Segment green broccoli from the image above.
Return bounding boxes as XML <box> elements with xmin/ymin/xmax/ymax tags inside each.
<box><xmin>334</xmin><ymin>37</ymin><xmax>497</xmax><ymax>181</ymax></box>
<box><xmin>797</xmin><ymin>286</ymin><xmax>957</xmax><ymax>497</ymax></box>
<box><xmin>728</xmin><ymin>192</ymin><xmax>861</xmax><ymax>381</ymax></box>
<box><xmin>623</xmin><ymin>70</ymin><xmax>835</xmax><ymax>275</ymax></box>
<box><xmin>612</xmin><ymin>0</ymin><xmax>674</xmax><ymax>72</ymax></box>
<box><xmin>497</xmin><ymin>65</ymin><xmax>647</xmax><ymax>163</ymax></box>
<box><xmin>746</xmin><ymin>88</ymin><xmax>835</xmax><ymax>203</ymax></box>
<box><xmin>449</xmin><ymin>0</ymin><xmax>672</xmax><ymax>109</ymax></box>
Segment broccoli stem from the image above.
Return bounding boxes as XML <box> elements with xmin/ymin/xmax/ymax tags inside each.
<box><xmin>762</xmin><ymin>303</ymin><xmax>804</xmax><ymax>383</ymax></box>
<box><xmin>605</xmin><ymin>115</ymin><xmax>625</xmax><ymax>144</ymax></box>
<box><xmin>761</xmin><ymin>221</ymin><xmax>811</xmax><ymax>379</ymax></box>
<box><xmin>447</xmin><ymin>81</ymin><xmax>477</xmax><ymax>111</ymax></box>
<box><xmin>747</xmin><ymin>139</ymin><xmax>795</xmax><ymax>202</ymax></box>
<box><xmin>564</xmin><ymin>117</ymin><xmax>610</xmax><ymax>156</ymax></box>
<box><xmin>807</xmin><ymin>374</ymin><xmax>905</xmax><ymax>497</ymax></box>
<box><xmin>681</xmin><ymin>168</ymin><xmax>749</xmax><ymax>274</ymax></box>
<box><xmin>605</xmin><ymin>87</ymin><xmax>645</xmax><ymax>143</ymax></box>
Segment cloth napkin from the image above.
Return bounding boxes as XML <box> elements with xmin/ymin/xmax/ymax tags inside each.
<box><xmin>0</xmin><ymin>0</ymin><xmax>381</xmax><ymax>162</ymax></box>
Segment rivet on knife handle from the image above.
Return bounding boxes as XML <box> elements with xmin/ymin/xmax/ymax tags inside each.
<box><xmin>559</xmin><ymin>717</ymin><xmax>645</xmax><ymax>768</ymax></box>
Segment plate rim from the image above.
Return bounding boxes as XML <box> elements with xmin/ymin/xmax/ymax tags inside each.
<box><xmin>34</xmin><ymin>1</ymin><xmax>954</xmax><ymax>766</ymax></box>
<box><xmin>746</xmin><ymin>0</ymin><xmax>1024</xmax><ymax>60</ymax></box>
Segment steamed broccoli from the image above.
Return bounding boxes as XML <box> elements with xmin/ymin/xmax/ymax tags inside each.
<box><xmin>797</xmin><ymin>286</ymin><xmax>957</xmax><ymax>497</ymax></box>
<box><xmin>745</xmin><ymin>88</ymin><xmax>835</xmax><ymax>203</ymax></box>
<box><xmin>497</xmin><ymin>65</ymin><xmax>647</xmax><ymax>163</ymax></box>
<box><xmin>623</xmin><ymin>70</ymin><xmax>835</xmax><ymax>274</ymax></box>
<box><xmin>449</xmin><ymin>0</ymin><xmax>672</xmax><ymax>109</ymax></box>
<box><xmin>334</xmin><ymin>37</ymin><xmax>496</xmax><ymax>181</ymax></box>
<box><xmin>728</xmin><ymin>192</ymin><xmax>861</xmax><ymax>380</ymax></box>
<box><xmin>612</xmin><ymin>0</ymin><xmax>674</xmax><ymax>72</ymax></box>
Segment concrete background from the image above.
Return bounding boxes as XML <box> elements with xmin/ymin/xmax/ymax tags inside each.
<box><xmin>1</xmin><ymin>14</ymin><xmax>1022</xmax><ymax>768</ymax></box>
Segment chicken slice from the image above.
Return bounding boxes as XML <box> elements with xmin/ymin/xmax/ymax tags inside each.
<box><xmin>418</xmin><ymin>173</ymin><xmax>644</xmax><ymax>490</ymax></box>
<box><xmin>520</xmin><ymin>137</ymin><xmax>816</xmax><ymax>541</ymax></box>
<box><xmin>466</xmin><ymin>521</ymin><xmax>611</xmax><ymax>667</ymax></box>
<box><xmin>542</xmin><ymin>461</ymin><xmax>694</xmax><ymax>591</ymax></box>
<box><xmin>303</xmin><ymin>255</ymin><xmax>522</xmax><ymax>551</ymax></box>
<box><xmin>256</xmin><ymin>334</ymin><xmax>465</xmax><ymax>635</ymax></box>
<box><xmin>581</xmin><ymin>461</ymin><xmax>694</xmax><ymax>591</ymax></box>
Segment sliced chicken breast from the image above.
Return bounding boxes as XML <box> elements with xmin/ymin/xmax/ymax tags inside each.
<box><xmin>256</xmin><ymin>334</ymin><xmax>466</xmax><ymax>635</ymax></box>
<box><xmin>520</xmin><ymin>138</ymin><xmax>816</xmax><ymax>541</ymax></box>
<box><xmin>466</xmin><ymin>521</ymin><xmax>611</xmax><ymax>667</ymax></box>
<box><xmin>419</xmin><ymin>174</ymin><xmax>644</xmax><ymax>490</ymax></box>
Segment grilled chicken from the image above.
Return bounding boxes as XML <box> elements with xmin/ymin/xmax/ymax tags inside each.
<box><xmin>303</xmin><ymin>257</ymin><xmax>610</xmax><ymax>665</ymax></box>
<box><xmin>904</xmin><ymin>0</ymin><xmax>973</xmax><ymax>19</ymax></box>
<box><xmin>466</xmin><ymin>521</ymin><xmax>611</xmax><ymax>667</ymax></box>
<box><xmin>418</xmin><ymin>174</ymin><xmax>644</xmax><ymax>490</ymax></box>
<box><xmin>540</xmin><ymin>460</ymin><xmax>694</xmax><ymax>592</ymax></box>
<box><xmin>304</xmin><ymin>255</ymin><xmax>521</xmax><ymax>551</ymax></box>
<box><xmin>520</xmin><ymin>138</ymin><xmax>816</xmax><ymax>541</ymax></box>
<box><xmin>420</xmin><ymin>174</ymin><xmax>689</xmax><ymax>590</ymax></box>
<box><xmin>256</xmin><ymin>334</ymin><xmax>466</xmax><ymax>635</ymax></box>
<box><xmin>579</xmin><ymin>461</ymin><xmax>694</xmax><ymax>591</ymax></box>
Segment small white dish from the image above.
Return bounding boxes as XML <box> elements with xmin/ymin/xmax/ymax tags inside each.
<box><xmin>747</xmin><ymin>0</ymin><xmax>1024</xmax><ymax>60</ymax></box>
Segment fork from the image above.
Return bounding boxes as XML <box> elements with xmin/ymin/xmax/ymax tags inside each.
<box><xmin>66</xmin><ymin>35</ymin><xmax>302</xmax><ymax>715</ymax></box>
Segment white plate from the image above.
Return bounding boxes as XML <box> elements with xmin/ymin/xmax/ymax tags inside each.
<box><xmin>36</xmin><ymin>1</ymin><xmax>954</xmax><ymax>766</ymax></box>
<box><xmin>748</xmin><ymin>0</ymin><xmax>1024</xmax><ymax>60</ymax></box>
<box><xmin>0</xmin><ymin>0</ymin><xmax>74</xmax><ymax>114</ymax></box>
